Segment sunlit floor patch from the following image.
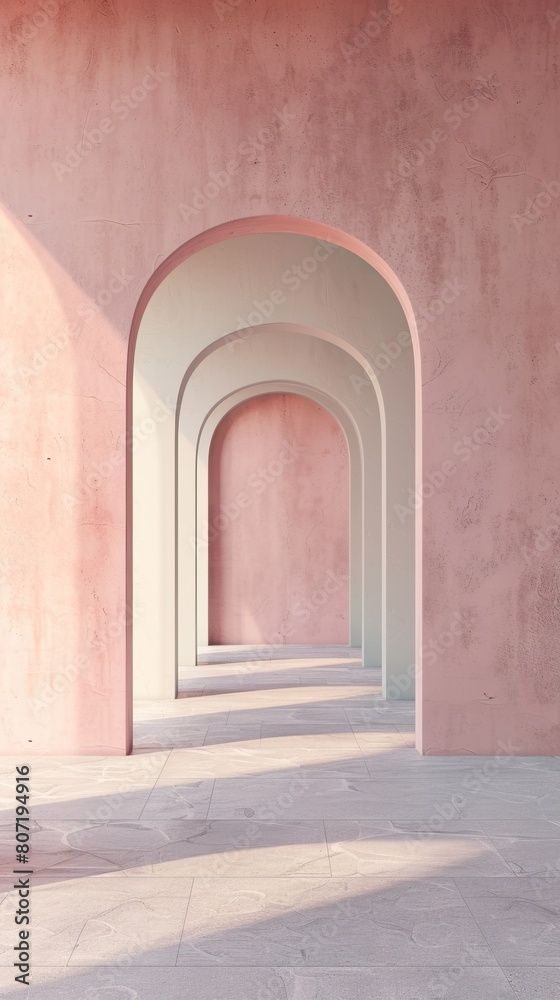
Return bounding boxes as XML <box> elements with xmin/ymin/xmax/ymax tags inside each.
<box><xmin>1</xmin><ymin>647</ymin><xmax>558</xmax><ymax>997</ymax></box>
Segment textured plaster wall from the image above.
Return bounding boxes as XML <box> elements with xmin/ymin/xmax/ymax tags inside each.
<box><xmin>207</xmin><ymin>393</ymin><xmax>350</xmax><ymax>645</ymax></box>
<box><xmin>2</xmin><ymin>0</ymin><xmax>559</xmax><ymax>754</ymax></box>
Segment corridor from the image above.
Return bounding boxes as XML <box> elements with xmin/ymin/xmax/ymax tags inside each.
<box><xmin>1</xmin><ymin>647</ymin><xmax>559</xmax><ymax>997</ymax></box>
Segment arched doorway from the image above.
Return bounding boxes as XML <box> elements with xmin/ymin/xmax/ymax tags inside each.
<box><xmin>191</xmin><ymin>373</ymin><xmax>371</xmax><ymax>661</ymax></box>
<box><xmin>175</xmin><ymin>320</ymin><xmax>383</xmax><ymax>686</ymax></box>
<box><xmin>128</xmin><ymin>217</ymin><xmax>421</xmax><ymax>748</ymax></box>
<box><xmin>207</xmin><ymin>392</ymin><xmax>350</xmax><ymax>647</ymax></box>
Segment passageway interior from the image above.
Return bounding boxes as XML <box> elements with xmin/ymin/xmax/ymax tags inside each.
<box><xmin>133</xmin><ymin>230</ymin><xmax>417</xmax><ymax>704</ymax></box>
<box><xmin>135</xmin><ymin>643</ymin><xmax>407</xmax><ymax>752</ymax></box>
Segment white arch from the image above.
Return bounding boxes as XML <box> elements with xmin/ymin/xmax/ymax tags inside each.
<box><xmin>177</xmin><ymin>327</ymin><xmax>382</xmax><ymax>672</ymax></box>
<box><xmin>133</xmin><ymin>231</ymin><xmax>416</xmax><ymax>704</ymax></box>
<box><xmin>194</xmin><ymin>381</ymin><xmax>365</xmax><ymax>651</ymax></box>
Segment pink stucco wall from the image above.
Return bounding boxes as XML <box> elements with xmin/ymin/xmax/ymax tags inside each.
<box><xmin>2</xmin><ymin>0</ymin><xmax>560</xmax><ymax>754</ymax></box>
<box><xmin>207</xmin><ymin>393</ymin><xmax>349</xmax><ymax>645</ymax></box>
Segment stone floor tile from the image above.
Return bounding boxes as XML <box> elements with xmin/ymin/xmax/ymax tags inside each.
<box><xmin>133</xmin><ymin>722</ymin><xmax>208</xmax><ymax>749</ymax></box>
<box><xmin>139</xmin><ymin>779</ymin><xmax>215</xmax><ymax>820</ymax></box>
<box><xmin>178</xmin><ymin>877</ymin><xmax>496</xmax><ymax>966</ymax></box>
<box><xmin>260</xmin><ymin>725</ymin><xmax>360</xmax><ymax>749</ymax></box>
<box><xmin>0</xmin><ymin>877</ymin><xmax>193</xmax><ymax>967</ymax></box>
<box><xmin>325</xmin><ymin>821</ymin><xmax>515</xmax><ymax>877</ymax></box>
<box><xmin>207</xmin><ymin>775</ymin><xmax>465</xmax><ymax>822</ymax></box>
<box><xmin>480</xmin><ymin>818</ymin><xmax>560</xmax><ymax>838</ymax></box>
<box><xmin>488</xmin><ymin>836</ymin><xmax>560</xmax><ymax>876</ymax></box>
<box><xmin>459</xmin><ymin>877</ymin><xmax>560</xmax><ymax>965</ymax></box>
<box><xmin>159</xmin><ymin>745</ymin><xmax>369</xmax><ymax>781</ymax></box>
<box><xmin>504</xmin><ymin>968</ymin><xmax>560</xmax><ymax>998</ymax></box>
<box><xmin>1</xmin><ymin>818</ymin><xmax>329</xmax><ymax>878</ymax></box>
<box><xmin>233</xmin><ymin>707</ymin><xmax>351</xmax><ymax>724</ymax></box>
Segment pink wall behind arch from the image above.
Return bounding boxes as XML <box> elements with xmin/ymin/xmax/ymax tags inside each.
<box><xmin>2</xmin><ymin>0</ymin><xmax>560</xmax><ymax>753</ymax></box>
<box><xmin>207</xmin><ymin>394</ymin><xmax>349</xmax><ymax>645</ymax></box>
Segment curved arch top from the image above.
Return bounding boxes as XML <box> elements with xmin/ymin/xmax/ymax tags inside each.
<box><xmin>128</xmin><ymin>218</ymin><xmax>421</xmax><ymax>749</ymax></box>
<box><xmin>188</xmin><ymin>372</ymin><xmax>375</xmax><ymax>660</ymax></box>
<box><xmin>127</xmin><ymin>215</ymin><xmax>421</xmax><ymax>377</ymax></box>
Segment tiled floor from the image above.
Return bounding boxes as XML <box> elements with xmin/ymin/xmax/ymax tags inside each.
<box><xmin>1</xmin><ymin>645</ymin><xmax>560</xmax><ymax>997</ymax></box>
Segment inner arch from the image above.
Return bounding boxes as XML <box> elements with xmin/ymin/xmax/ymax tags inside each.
<box><xmin>207</xmin><ymin>392</ymin><xmax>350</xmax><ymax>646</ymax></box>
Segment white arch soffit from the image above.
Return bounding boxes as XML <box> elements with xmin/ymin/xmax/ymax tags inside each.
<box><xmin>177</xmin><ymin>329</ymin><xmax>381</xmax><ymax>687</ymax></box>
<box><xmin>194</xmin><ymin>380</ymin><xmax>364</xmax><ymax>655</ymax></box>
<box><xmin>133</xmin><ymin>231</ymin><xmax>416</xmax><ymax>703</ymax></box>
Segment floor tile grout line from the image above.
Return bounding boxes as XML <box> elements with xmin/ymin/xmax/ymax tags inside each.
<box><xmin>506</xmin><ymin>972</ymin><xmax>526</xmax><ymax>1000</ymax></box>
<box><xmin>476</xmin><ymin>816</ymin><xmax>560</xmax><ymax>842</ymax></box>
<box><xmin>203</xmin><ymin>778</ymin><xmax>217</xmax><ymax>820</ymax></box>
<box><xmin>174</xmin><ymin>876</ymin><xmax>196</xmax><ymax>967</ymax></box>
<box><xmin>322</xmin><ymin>819</ymin><xmax>333</xmax><ymax>877</ymax></box>
<box><xmin>353</xmin><ymin>723</ymin><xmax>375</xmax><ymax>768</ymax></box>
<box><xmin>480</xmin><ymin>836</ymin><xmax>520</xmax><ymax>878</ymax></box>
<box><xmin>451</xmin><ymin>875</ymin><xmax>510</xmax><ymax>975</ymax></box>
<box><xmin>135</xmin><ymin>748</ymin><xmax>174</xmax><ymax>820</ymax></box>
<box><xmin>483</xmin><ymin>832</ymin><xmax>548</xmax><ymax>877</ymax></box>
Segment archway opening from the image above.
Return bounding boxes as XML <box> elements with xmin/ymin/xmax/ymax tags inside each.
<box><xmin>206</xmin><ymin>392</ymin><xmax>350</xmax><ymax>649</ymax></box>
<box><xmin>129</xmin><ymin>216</ymin><xmax>421</xmax><ymax>753</ymax></box>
